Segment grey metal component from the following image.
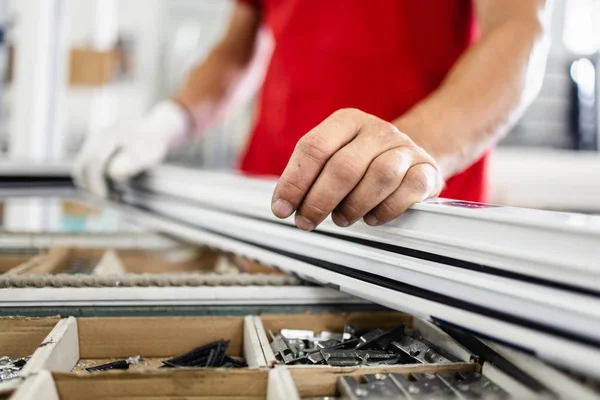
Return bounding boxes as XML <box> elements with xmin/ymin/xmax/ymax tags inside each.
<box><xmin>388</xmin><ymin>337</ymin><xmax>452</xmax><ymax>364</ymax></box>
<box><xmin>317</xmin><ymin>339</ymin><xmax>342</xmax><ymax>350</ymax></box>
<box><xmin>438</xmin><ymin>371</ymin><xmax>509</xmax><ymax>400</ymax></box>
<box><xmin>307</xmin><ymin>351</ymin><xmax>325</xmax><ymax>364</ymax></box>
<box><xmin>389</xmin><ymin>373</ymin><xmax>457</xmax><ymax>399</ymax></box>
<box><xmin>321</xmin><ymin>350</ymin><xmax>398</xmax><ymax>367</ymax></box>
<box><xmin>281</xmin><ymin>329</ymin><xmax>315</xmax><ymax>341</ymax></box>
<box><xmin>338</xmin><ymin>374</ymin><xmax>406</xmax><ymax>399</ymax></box>
<box><xmin>356</xmin><ymin>329</ymin><xmax>385</xmax><ymax>348</ymax></box>
<box><xmin>270</xmin><ymin>332</ymin><xmax>296</xmax><ymax>364</ymax></box>
<box><xmin>0</xmin><ymin>370</ymin><xmax>20</xmax><ymax>383</ymax></box>
<box><xmin>0</xmin><ymin>356</ymin><xmax>29</xmax><ymax>383</ymax></box>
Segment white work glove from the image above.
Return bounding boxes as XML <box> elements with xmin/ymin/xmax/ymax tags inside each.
<box><xmin>73</xmin><ymin>100</ymin><xmax>190</xmax><ymax>197</ymax></box>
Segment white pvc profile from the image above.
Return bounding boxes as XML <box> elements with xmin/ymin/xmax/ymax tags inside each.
<box><xmin>131</xmin><ymin>166</ymin><xmax>600</xmax><ymax>292</ymax></box>
<box><xmin>0</xmin><ymin>286</ymin><xmax>359</xmax><ymax>307</ymax></box>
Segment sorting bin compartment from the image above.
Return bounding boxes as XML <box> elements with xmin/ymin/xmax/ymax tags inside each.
<box><xmin>25</xmin><ymin>316</ymin><xmax>267</xmax><ymax>376</ymax></box>
<box><xmin>0</xmin><ymin>317</ymin><xmax>60</xmax><ymax>392</ymax></box>
<box><xmin>257</xmin><ymin>312</ymin><xmax>476</xmax><ymax>367</ymax></box>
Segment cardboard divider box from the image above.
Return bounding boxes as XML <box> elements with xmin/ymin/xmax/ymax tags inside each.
<box><xmin>257</xmin><ymin>312</ymin><xmax>476</xmax><ymax>367</ymax></box>
<box><xmin>24</xmin><ymin>316</ymin><xmax>267</xmax><ymax>376</ymax></box>
<box><xmin>4</xmin><ymin>247</ymin><xmax>235</xmax><ymax>276</ymax></box>
<box><xmin>5</xmin><ymin>248</ymin><xmax>99</xmax><ymax>275</ymax></box>
<box><xmin>11</xmin><ymin>369</ymin><xmax>269</xmax><ymax>400</ymax></box>
<box><xmin>0</xmin><ymin>317</ymin><xmax>61</xmax><ymax>392</ymax></box>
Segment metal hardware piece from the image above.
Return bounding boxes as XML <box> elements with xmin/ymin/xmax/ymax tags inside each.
<box><xmin>0</xmin><ymin>356</ymin><xmax>30</xmax><ymax>382</ymax></box>
<box><xmin>270</xmin><ymin>332</ymin><xmax>298</xmax><ymax>364</ymax></box>
<box><xmin>387</xmin><ymin>336</ymin><xmax>451</xmax><ymax>364</ymax></box>
<box><xmin>338</xmin><ymin>374</ymin><xmax>406</xmax><ymax>399</ymax></box>
<box><xmin>438</xmin><ymin>371</ymin><xmax>509</xmax><ymax>399</ymax></box>
<box><xmin>317</xmin><ymin>339</ymin><xmax>342</xmax><ymax>350</ymax></box>
<box><xmin>281</xmin><ymin>329</ymin><xmax>315</xmax><ymax>341</ymax></box>
<box><xmin>0</xmin><ymin>371</ymin><xmax>20</xmax><ymax>383</ymax></box>
<box><xmin>321</xmin><ymin>350</ymin><xmax>399</xmax><ymax>367</ymax></box>
<box><xmin>389</xmin><ymin>373</ymin><xmax>457</xmax><ymax>399</ymax></box>
<box><xmin>86</xmin><ymin>359</ymin><xmax>130</xmax><ymax>372</ymax></box>
<box><xmin>355</xmin><ymin>329</ymin><xmax>385</xmax><ymax>349</ymax></box>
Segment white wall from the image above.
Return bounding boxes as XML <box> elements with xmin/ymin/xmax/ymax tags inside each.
<box><xmin>65</xmin><ymin>0</ymin><xmax>169</xmax><ymax>154</ymax></box>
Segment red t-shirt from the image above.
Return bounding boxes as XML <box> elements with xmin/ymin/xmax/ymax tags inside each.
<box><xmin>237</xmin><ymin>0</ymin><xmax>489</xmax><ymax>202</ymax></box>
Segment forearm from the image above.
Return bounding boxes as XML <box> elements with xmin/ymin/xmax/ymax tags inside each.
<box><xmin>394</xmin><ymin>8</ymin><xmax>550</xmax><ymax>178</ymax></box>
<box><xmin>173</xmin><ymin>46</ymin><xmax>253</xmax><ymax>134</ymax></box>
<box><xmin>172</xmin><ymin>2</ymin><xmax>263</xmax><ymax>135</ymax></box>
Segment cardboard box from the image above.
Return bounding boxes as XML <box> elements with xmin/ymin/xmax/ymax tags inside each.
<box><xmin>12</xmin><ymin>369</ymin><xmax>269</xmax><ymax>400</ymax></box>
<box><xmin>257</xmin><ymin>312</ymin><xmax>475</xmax><ymax>367</ymax></box>
<box><xmin>24</xmin><ymin>316</ymin><xmax>267</xmax><ymax>375</ymax></box>
<box><xmin>0</xmin><ymin>317</ymin><xmax>61</xmax><ymax>392</ymax></box>
<box><xmin>69</xmin><ymin>48</ymin><xmax>119</xmax><ymax>86</ymax></box>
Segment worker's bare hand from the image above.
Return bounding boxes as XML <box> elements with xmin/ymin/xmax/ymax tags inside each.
<box><xmin>271</xmin><ymin>109</ymin><xmax>444</xmax><ymax>231</ymax></box>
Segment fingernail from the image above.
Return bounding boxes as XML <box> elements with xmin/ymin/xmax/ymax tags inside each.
<box><xmin>272</xmin><ymin>199</ymin><xmax>294</xmax><ymax>218</ymax></box>
<box><xmin>332</xmin><ymin>211</ymin><xmax>349</xmax><ymax>227</ymax></box>
<box><xmin>364</xmin><ymin>213</ymin><xmax>379</xmax><ymax>226</ymax></box>
<box><xmin>295</xmin><ymin>215</ymin><xmax>315</xmax><ymax>231</ymax></box>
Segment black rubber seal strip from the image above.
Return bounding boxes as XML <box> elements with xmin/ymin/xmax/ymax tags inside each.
<box><xmin>130</xmin><ymin>200</ymin><xmax>600</xmax><ymax>349</ymax></box>
<box><xmin>0</xmin><ymin>176</ymin><xmax>73</xmax><ymax>188</ymax></box>
<box><xmin>314</xmin><ymin>230</ymin><xmax>600</xmax><ymax>298</ymax></box>
<box><xmin>125</xmin><ymin>182</ymin><xmax>600</xmax><ymax>299</ymax></box>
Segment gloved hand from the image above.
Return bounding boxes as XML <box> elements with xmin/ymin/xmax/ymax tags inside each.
<box><xmin>73</xmin><ymin>100</ymin><xmax>190</xmax><ymax>197</ymax></box>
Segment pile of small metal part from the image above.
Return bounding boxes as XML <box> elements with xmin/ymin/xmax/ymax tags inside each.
<box><xmin>306</xmin><ymin>372</ymin><xmax>508</xmax><ymax>400</ymax></box>
<box><xmin>270</xmin><ymin>324</ymin><xmax>459</xmax><ymax>367</ymax></box>
<box><xmin>86</xmin><ymin>340</ymin><xmax>246</xmax><ymax>372</ymax></box>
<box><xmin>0</xmin><ymin>356</ymin><xmax>30</xmax><ymax>383</ymax></box>
<box><xmin>85</xmin><ymin>355</ymin><xmax>142</xmax><ymax>372</ymax></box>
<box><xmin>160</xmin><ymin>340</ymin><xmax>246</xmax><ymax>368</ymax></box>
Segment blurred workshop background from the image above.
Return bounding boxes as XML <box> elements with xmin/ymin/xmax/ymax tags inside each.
<box><xmin>0</xmin><ymin>0</ymin><xmax>598</xmax><ymax>223</ymax></box>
